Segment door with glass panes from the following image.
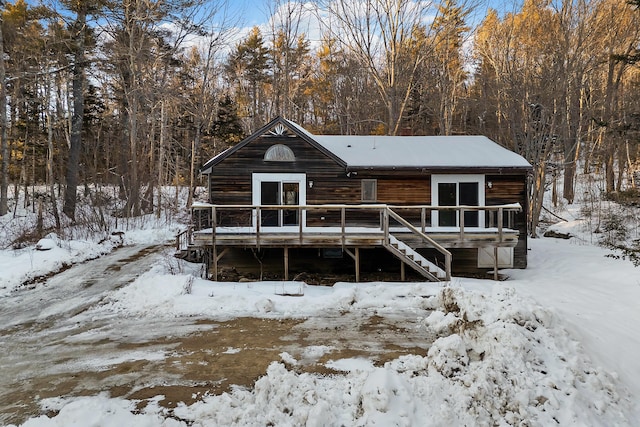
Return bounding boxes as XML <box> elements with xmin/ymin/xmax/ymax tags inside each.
<box><xmin>433</xmin><ymin>175</ymin><xmax>484</xmax><ymax>228</ymax></box>
<box><xmin>260</xmin><ymin>181</ymin><xmax>300</xmax><ymax>226</ymax></box>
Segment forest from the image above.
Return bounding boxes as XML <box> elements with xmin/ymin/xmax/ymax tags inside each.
<box><xmin>0</xmin><ymin>0</ymin><xmax>638</xmax><ymax>237</ymax></box>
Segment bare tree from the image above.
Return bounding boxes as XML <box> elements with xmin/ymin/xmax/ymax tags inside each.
<box><xmin>185</xmin><ymin>3</ymin><xmax>237</xmax><ymax>211</ymax></box>
<box><xmin>0</xmin><ymin>0</ymin><xmax>8</xmax><ymax>216</ymax></box>
<box><xmin>266</xmin><ymin>0</ymin><xmax>312</xmax><ymax>121</ymax></box>
<box><xmin>318</xmin><ymin>0</ymin><xmax>434</xmax><ymax>135</ymax></box>
<box><xmin>62</xmin><ymin>1</ymin><xmax>91</xmax><ymax>220</ymax></box>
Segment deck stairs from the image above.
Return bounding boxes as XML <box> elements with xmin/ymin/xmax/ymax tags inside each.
<box><xmin>174</xmin><ymin>228</ymin><xmax>206</xmax><ymax>263</ymax></box>
<box><xmin>383</xmin><ymin>234</ymin><xmax>447</xmax><ymax>282</ymax></box>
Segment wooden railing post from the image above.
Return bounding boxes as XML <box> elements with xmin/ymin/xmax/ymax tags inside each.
<box><xmin>459</xmin><ymin>207</ymin><xmax>465</xmax><ymax>241</ymax></box>
<box><xmin>211</xmin><ymin>207</ymin><xmax>217</xmax><ymax>249</ymax></box>
<box><xmin>299</xmin><ymin>206</ymin><xmax>303</xmax><ymax>243</ymax></box>
<box><xmin>421</xmin><ymin>207</ymin><xmax>426</xmax><ymax>233</ymax></box>
<box><xmin>497</xmin><ymin>207</ymin><xmax>504</xmax><ymax>243</ymax></box>
<box><xmin>211</xmin><ymin>206</ymin><xmax>217</xmax><ymax>281</ymax></box>
<box><xmin>341</xmin><ymin>207</ymin><xmax>346</xmax><ymax>249</ymax></box>
<box><xmin>383</xmin><ymin>207</ymin><xmax>389</xmax><ymax>245</ymax></box>
<box><xmin>256</xmin><ymin>206</ymin><xmax>261</xmax><ymax>250</ymax></box>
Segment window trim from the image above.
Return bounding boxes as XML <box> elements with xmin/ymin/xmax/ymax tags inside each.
<box><xmin>252</xmin><ymin>173</ymin><xmax>306</xmax><ymax>229</ymax></box>
<box><xmin>431</xmin><ymin>174</ymin><xmax>485</xmax><ymax>228</ymax></box>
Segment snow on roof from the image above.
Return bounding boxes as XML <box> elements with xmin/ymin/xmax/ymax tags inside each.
<box><xmin>200</xmin><ymin>117</ymin><xmax>532</xmax><ymax>173</ymax></box>
<box><xmin>312</xmin><ymin>135</ymin><xmax>532</xmax><ymax>169</ymax></box>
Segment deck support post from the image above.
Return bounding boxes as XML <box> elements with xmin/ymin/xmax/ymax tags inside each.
<box><xmin>355</xmin><ymin>247</ymin><xmax>360</xmax><ymax>282</ymax></box>
<box><xmin>400</xmin><ymin>261</ymin><xmax>405</xmax><ymax>281</ymax></box>
<box><xmin>284</xmin><ymin>246</ymin><xmax>289</xmax><ymax>281</ymax></box>
<box><xmin>493</xmin><ymin>246</ymin><xmax>499</xmax><ymax>281</ymax></box>
<box><xmin>212</xmin><ymin>245</ymin><xmax>218</xmax><ymax>281</ymax></box>
<box><xmin>344</xmin><ymin>248</ymin><xmax>360</xmax><ymax>282</ymax></box>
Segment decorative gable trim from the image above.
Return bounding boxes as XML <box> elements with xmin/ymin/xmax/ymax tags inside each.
<box><xmin>200</xmin><ymin>116</ymin><xmax>346</xmax><ymax>174</ymax></box>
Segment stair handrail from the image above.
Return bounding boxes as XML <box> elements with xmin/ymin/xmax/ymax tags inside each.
<box><xmin>385</xmin><ymin>207</ymin><xmax>452</xmax><ymax>281</ymax></box>
<box><xmin>175</xmin><ymin>226</ymin><xmax>192</xmax><ymax>251</ymax></box>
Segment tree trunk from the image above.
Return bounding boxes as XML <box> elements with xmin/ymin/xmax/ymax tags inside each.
<box><xmin>46</xmin><ymin>74</ymin><xmax>61</xmax><ymax>231</ymax></box>
<box><xmin>63</xmin><ymin>8</ymin><xmax>86</xmax><ymax>220</ymax></box>
<box><xmin>0</xmin><ymin>2</ymin><xmax>8</xmax><ymax>217</ymax></box>
<box><xmin>156</xmin><ymin>101</ymin><xmax>166</xmax><ymax>219</ymax></box>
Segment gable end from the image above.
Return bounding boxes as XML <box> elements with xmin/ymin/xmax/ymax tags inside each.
<box><xmin>200</xmin><ymin>117</ymin><xmax>346</xmax><ymax>174</ymax></box>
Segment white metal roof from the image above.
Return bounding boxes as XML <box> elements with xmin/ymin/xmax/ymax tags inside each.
<box><xmin>201</xmin><ymin>118</ymin><xmax>532</xmax><ymax>173</ymax></box>
<box><xmin>312</xmin><ymin>135</ymin><xmax>532</xmax><ymax>169</ymax></box>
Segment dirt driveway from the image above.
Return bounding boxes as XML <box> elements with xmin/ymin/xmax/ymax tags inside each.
<box><xmin>0</xmin><ymin>245</ymin><xmax>434</xmax><ymax>425</ymax></box>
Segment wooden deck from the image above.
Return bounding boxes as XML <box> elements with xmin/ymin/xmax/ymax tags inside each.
<box><xmin>177</xmin><ymin>203</ymin><xmax>522</xmax><ymax>282</ymax></box>
<box><xmin>184</xmin><ymin>203</ymin><xmax>520</xmax><ymax>248</ymax></box>
<box><xmin>191</xmin><ymin>226</ymin><xmax>519</xmax><ymax>249</ymax></box>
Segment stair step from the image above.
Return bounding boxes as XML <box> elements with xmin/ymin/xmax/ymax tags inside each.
<box><xmin>385</xmin><ymin>234</ymin><xmax>446</xmax><ymax>282</ymax></box>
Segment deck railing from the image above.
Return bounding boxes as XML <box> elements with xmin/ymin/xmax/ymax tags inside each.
<box><xmin>185</xmin><ymin>203</ymin><xmax>522</xmax><ymax>282</ymax></box>
<box><xmin>189</xmin><ymin>203</ymin><xmax>521</xmax><ymax>246</ymax></box>
<box><xmin>175</xmin><ymin>227</ymin><xmax>191</xmax><ymax>251</ymax></box>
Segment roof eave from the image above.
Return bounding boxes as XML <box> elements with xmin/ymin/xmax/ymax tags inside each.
<box><xmin>345</xmin><ymin>165</ymin><xmax>533</xmax><ymax>173</ymax></box>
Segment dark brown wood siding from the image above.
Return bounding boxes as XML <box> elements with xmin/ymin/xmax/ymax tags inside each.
<box><xmin>485</xmin><ymin>174</ymin><xmax>528</xmax><ymax>269</ymax></box>
<box><xmin>377</xmin><ymin>179</ymin><xmax>431</xmax><ymax>204</ymax></box>
<box><xmin>209</xmin><ymin>134</ymin><xmax>354</xmax><ymax>226</ymax></box>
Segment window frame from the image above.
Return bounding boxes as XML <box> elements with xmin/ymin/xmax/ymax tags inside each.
<box><xmin>431</xmin><ymin>174</ymin><xmax>485</xmax><ymax>228</ymax></box>
<box><xmin>252</xmin><ymin>173</ymin><xmax>306</xmax><ymax>229</ymax></box>
<box><xmin>361</xmin><ymin>179</ymin><xmax>377</xmax><ymax>202</ymax></box>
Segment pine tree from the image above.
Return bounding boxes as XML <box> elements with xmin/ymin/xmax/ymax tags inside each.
<box><xmin>225</xmin><ymin>27</ymin><xmax>269</xmax><ymax>131</ymax></box>
<box><xmin>212</xmin><ymin>94</ymin><xmax>245</xmax><ymax>150</ymax></box>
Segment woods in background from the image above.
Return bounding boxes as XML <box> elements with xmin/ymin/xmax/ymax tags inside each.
<box><xmin>0</xmin><ymin>0</ymin><xmax>638</xmax><ymax>235</ymax></box>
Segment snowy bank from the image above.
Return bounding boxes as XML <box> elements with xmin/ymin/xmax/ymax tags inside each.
<box><xmin>0</xmin><ymin>225</ymin><xmax>181</xmax><ymax>297</ymax></box>
<box><xmin>11</xmin><ymin>279</ymin><xmax>634</xmax><ymax>426</ymax></box>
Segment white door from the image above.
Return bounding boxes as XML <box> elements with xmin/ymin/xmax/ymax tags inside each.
<box><xmin>252</xmin><ymin>173</ymin><xmax>306</xmax><ymax>228</ymax></box>
<box><xmin>432</xmin><ymin>174</ymin><xmax>485</xmax><ymax>228</ymax></box>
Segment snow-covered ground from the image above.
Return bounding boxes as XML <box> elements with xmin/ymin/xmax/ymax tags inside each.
<box><xmin>1</xmin><ymin>231</ymin><xmax>638</xmax><ymax>425</ymax></box>
<box><xmin>2</xmin><ymin>183</ymin><xmax>639</xmax><ymax>426</ymax></box>
<box><xmin>0</xmin><ymin>226</ymin><xmax>181</xmax><ymax>298</ymax></box>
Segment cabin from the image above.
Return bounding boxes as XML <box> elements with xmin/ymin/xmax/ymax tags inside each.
<box><xmin>177</xmin><ymin>116</ymin><xmax>532</xmax><ymax>282</ymax></box>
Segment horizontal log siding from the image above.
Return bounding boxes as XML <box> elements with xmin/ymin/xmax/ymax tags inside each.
<box><xmin>377</xmin><ymin>179</ymin><xmax>431</xmax><ymax>204</ymax></box>
<box><xmin>209</xmin><ymin>134</ymin><xmax>358</xmax><ymax>226</ymax></box>
<box><xmin>485</xmin><ymin>174</ymin><xmax>528</xmax><ymax>269</ymax></box>
<box><xmin>378</xmin><ymin>178</ymin><xmax>431</xmax><ymax>225</ymax></box>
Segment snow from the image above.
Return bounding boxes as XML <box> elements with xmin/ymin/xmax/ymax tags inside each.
<box><xmin>315</xmin><ymin>134</ymin><xmax>532</xmax><ymax>169</ymax></box>
<box><xmin>201</xmin><ymin>118</ymin><xmax>532</xmax><ymax>171</ymax></box>
<box><xmin>0</xmin><ymin>221</ymin><xmax>181</xmax><ymax>297</ymax></box>
<box><xmin>3</xmin><ymin>190</ymin><xmax>640</xmax><ymax>426</ymax></box>
<box><xmin>0</xmin><ymin>235</ymin><xmax>115</xmax><ymax>296</ymax></box>
<box><xmin>508</xmin><ymin>236</ymin><xmax>640</xmax><ymax>407</ymax></box>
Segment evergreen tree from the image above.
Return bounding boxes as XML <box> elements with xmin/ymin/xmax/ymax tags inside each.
<box><xmin>212</xmin><ymin>94</ymin><xmax>245</xmax><ymax>151</ymax></box>
<box><xmin>225</xmin><ymin>27</ymin><xmax>270</xmax><ymax>131</ymax></box>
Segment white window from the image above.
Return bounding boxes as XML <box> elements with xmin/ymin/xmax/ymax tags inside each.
<box><xmin>361</xmin><ymin>179</ymin><xmax>377</xmax><ymax>202</ymax></box>
<box><xmin>432</xmin><ymin>174</ymin><xmax>485</xmax><ymax>228</ymax></box>
<box><xmin>264</xmin><ymin>144</ymin><xmax>295</xmax><ymax>162</ymax></box>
